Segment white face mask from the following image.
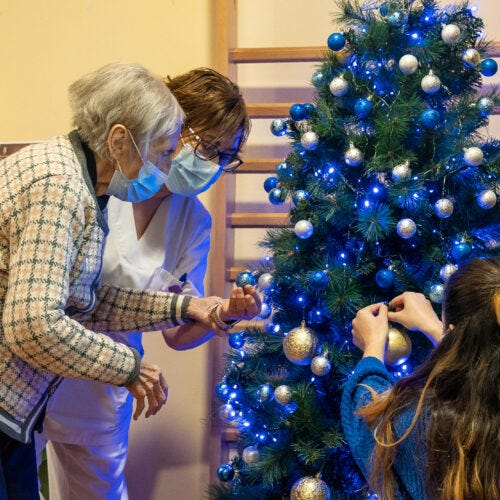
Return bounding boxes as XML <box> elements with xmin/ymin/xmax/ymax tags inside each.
<box><xmin>106</xmin><ymin>131</ymin><xmax>169</xmax><ymax>202</ymax></box>
<box><xmin>166</xmin><ymin>144</ymin><xmax>222</xmax><ymax>197</ymax></box>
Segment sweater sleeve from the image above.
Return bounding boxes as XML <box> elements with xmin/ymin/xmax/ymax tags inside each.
<box><xmin>341</xmin><ymin>357</ymin><xmax>394</xmax><ymax>479</ymax></box>
<box><xmin>2</xmin><ymin>175</ymin><xmax>137</xmax><ymax>386</ymax></box>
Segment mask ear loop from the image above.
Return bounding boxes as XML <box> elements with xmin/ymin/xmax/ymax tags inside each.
<box><xmin>126</xmin><ymin>129</ymin><xmax>146</xmax><ymax>164</ymax></box>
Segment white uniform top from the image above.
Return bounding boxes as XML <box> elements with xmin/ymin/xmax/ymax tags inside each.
<box><xmin>40</xmin><ymin>194</ymin><xmax>211</xmax><ymax>445</ymax></box>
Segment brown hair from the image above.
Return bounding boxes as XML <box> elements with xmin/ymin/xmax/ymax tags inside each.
<box><xmin>357</xmin><ymin>257</ymin><xmax>500</xmax><ymax>499</ymax></box>
<box><xmin>165</xmin><ymin>68</ymin><xmax>250</xmax><ymax>152</ymax></box>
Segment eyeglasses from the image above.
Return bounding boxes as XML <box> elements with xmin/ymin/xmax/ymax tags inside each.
<box><xmin>186</xmin><ymin>127</ymin><xmax>243</xmax><ymax>172</ymax></box>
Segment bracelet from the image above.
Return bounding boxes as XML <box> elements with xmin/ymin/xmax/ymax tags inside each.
<box><xmin>209</xmin><ymin>302</ymin><xmax>241</xmax><ymax>332</ymax></box>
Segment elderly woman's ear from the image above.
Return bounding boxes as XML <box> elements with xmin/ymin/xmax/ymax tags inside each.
<box><xmin>107</xmin><ymin>124</ymin><xmax>130</xmax><ymax>161</ymax></box>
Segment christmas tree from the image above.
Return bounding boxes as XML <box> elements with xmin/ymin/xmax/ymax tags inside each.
<box><xmin>210</xmin><ymin>0</ymin><xmax>499</xmax><ymax>498</ymax></box>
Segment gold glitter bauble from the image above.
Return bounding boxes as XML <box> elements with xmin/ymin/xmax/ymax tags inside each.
<box><xmin>274</xmin><ymin>385</ymin><xmax>293</xmax><ymax>405</ymax></box>
<box><xmin>385</xmin><ymin>327</ymin><xmax>412</xmax><ymax>367</ymax></box>
<box><xmin>290</xmin><ymin>476</ymin><xmax>331</xmax><ymax>500</ymax></box>
<box><xmin>283</xmin><ymin>321</ymin><xmax>317</xmax><ymax>366</ymax></box>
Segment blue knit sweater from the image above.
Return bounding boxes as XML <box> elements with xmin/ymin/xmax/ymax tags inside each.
<box><xmin>341</xmin><ymin>357</ymin><xmax>428</xmax><ymax>499</ymax></box>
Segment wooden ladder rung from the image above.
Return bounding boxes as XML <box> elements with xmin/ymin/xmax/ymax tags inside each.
<box><xmin>246</xmin><ymin>103</ymin><xmax>293</xmax><ymax>118</ymax></box>
<box><xmin>229</xmin><ymin>213</ymin><xmax>290</xmax><ymax>227</ymax></box>
<box><xmin>230</xmin><ymin>46</ymin><xmax>325</xmax><ymax>63</ymax></box>
<box><xmin>237</xmin><ymin>158</ymin><xmax>281</xmax><ymax>173</ymax></box>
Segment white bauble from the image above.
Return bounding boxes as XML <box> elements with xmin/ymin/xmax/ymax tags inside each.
<box><xmin>441</xmin><ymin>24</ymin><xmax>461</xmax><ymax>44</ymax></box>
<box><xmin>274</xmin><ymin>385</ymin><xmax>293</xmax><ymax>405</ymax></box>
<box><xmin>329</xmin><ymin>75</ymin><xmax>349</xmax><ymax>96</ymax></box>
<box><xmin>294</xmin><ymin>220</ymin><xmax>314</xmax><ymax>239</ymax></box>
<box><xmin>392</xmin><ymin>160</ymin><xmax>412</xmax><ymax>181</ymax></box>
<box><xmin>310</xmin><ymin>356</ymin><xmax>331</xmax><ymax>376</ymax></box>
<box><xmin>396</xmin><ymin>218</ymin><xmax>417</xmax><ymax>239</ymax></box>
<box><xmin>429</xmin><ymin>284</ymin><xmax>445</xmax><ymax>304</ymax></box>
<box><xmin>242</xmin><ymin>446</ymin><xmax>260</xmax><ymax>464</ymax></box>
<box><xmin>257</xmin><ymin>272</ymin><xmax>273</xmax><ymax>291</ymax></box>
<box><xmin>301</xmin><ymin>131</ymin><xmax>319</xmax><ymax>151</ymax></box>
<box><xmin>344</xmin><ymin>144</ymin><xmax>363</xmax><ymax>166</ymax></box>
<box><xmin>462</xmin><ymin>48</ymin><xmax>481</xmax><ymax>68</ymax></box>
<box><xmin>434</xmin><ymin>198</ymin><xmax>454</xmax><ymax>218</ymax></box>
<box><xmin>477</xmin><ymin>189</ymin><xmax>497</xmax><ymax>209</ymax></box>
<box><xmin>463</xmin><ymin>146</ymin><xmax>484</xmax><ymax>166</ymax></box>
<box><xmin>440</xmin><ymin>263</ymin><xmax>458</xmax><ymax>281</ymax></box>
<box><xmin>398</xmin><ymin>54</ymin><xmax>419</xmax><ymax>75</ymax></box>
<box><xmin>421</xmin><ymin>71</ymin><xmax>441</xmax><ymax>94</ymax></box>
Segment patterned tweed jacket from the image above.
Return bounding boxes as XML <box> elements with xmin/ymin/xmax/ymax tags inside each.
<box><xmin>0</xmin><ymin>132</ymin><xmax>190</xmax><ymax>443</ymax></box>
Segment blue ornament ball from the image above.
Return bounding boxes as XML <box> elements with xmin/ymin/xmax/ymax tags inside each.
<box><xmin>354</xmin><ymin>98</ymin><xmax>373</xmax><ymax>118</ymax></box>
<box><xmin>235</xmin><ymin>271</ymin><xmax>256</xmax><ymax>288</ymax></box>
<box><xmin>304</xmin><ymin>102</ymin><xmax>315</xmax><ymax>118</ymax></box>
<box><xmin>268</xmin><ymin>187</ymin><xmax>286</xmax><ymax>205</ymax></box>
<box><xmin>263</xmin><ymin>176</ymin><xmax>278</xmax><ymax>193</ymax></box>
<box><xmin>327</xmin><ymin>32</ymin><xmax>346</xmax><ymax>51</ymax></box>
<box><xmin>379</xmin><ymin>2</ymin><xmax>389</xmax><ymax>16</ymax></box>
<box><xmin>270</xmin><ymin>119</ymin><xmax>288</xmax><ymax>137</ymax></box>
<box><xmin>451</xmin><ymin>242</ymin><xmax>472</xmax><ymax>262</ymax></box>
<box><xmin>214</xmin><ymin>381</ymin><xmax>229</xmax><ymax>399</ymax></box>
<box><xmin>292</xmin><ymin>189</ymin><xmax>310</xmax><ymax>206</ymax></box>
<box><xmin>311</xmin><ymin>71</ymin><xmax>324</xmax><ymax>87</ymax></box>
<box><xmin>375</xmin><ymin>269</ymin><xmax>396</xmax><ymax>288</ymax></box>
<box><xmin>228</xmin><ymin>332</ymin><xmax>246</xmax><ymax>349</ymax></box>
<box><xmin>420</xmin><ymin>109</ymin><xmax>440</xmax><ymax>129</ymax></box>
<box><xmin>289</xmin><ymin>103</ymin><xmax>307</xmax><ymax>121</ymax></box>
<box><xmin>477</xmin><ymin>97</ymin><xmax>494</xmax><ymax>117</ymax></box>
<box><xmin>217</xmin><ymin>464</ymin><xmax>235</xmax><ymax>482</ymax></box>
<box><xmin>387</xmin><ymin>11</ymin><xmax>405</xmax><ymax>27</ymax></box>
<box><xmin>309</xmin><ymin>270</ymin><xmax>329</xmax><ymax>290</ymax></box>
<box><xmin>480</xmin><ymin>58</ymin><xmax>498</xmax><ymax>77</ymax></box>
<box><xmin>256</xmin><ymin>383</ymin><xmax>274</xmax><ymax>403</ymax></box>
<box><xmin>276</xmin><ymin>161</ymin><xmax>293</xmax><ymax>178</ymax></box>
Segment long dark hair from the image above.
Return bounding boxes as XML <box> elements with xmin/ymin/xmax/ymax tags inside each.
<box><xmin>357</xmin><ymin>257</ymin><xmax>500</xmax><ymax>499</ymax></box>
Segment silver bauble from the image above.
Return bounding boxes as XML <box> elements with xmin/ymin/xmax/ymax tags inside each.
<box><xmin>421</xmin><ymin>71</ymin><xmax>441</xmax><ymax>95</ymax></box>
<box><xmin>344</xmin><ymin>144</ymin><xmax>363</xmax><ymax>166</ymax></box>
<box><xmin>258</xmin><ymin>302</ymin><xmax>272</xmax><ymax>319</ymax></box>
<box><xmin>294</xmin><ymin>220</ymin><xmax>314</xmax><ymax>239</ymax></box>
<box><xmin>241</xmin><ymin>445</ymin><xmax>260</xmax><ymax>464</ymax></box>
<box><xmin>218</xmin><ymin>403</ymin><xmax>235</xmax><ymax>423</ymax></box>
<box><xmin>463</xmin><ymin>146</ymin><xmax>484</xmax><ymax>166</ymax></box>
<box><xmin>477</xmin><ymin>97</ymin><xmax>494</xmax><ymax>116</ymax></box>
<box><xmin>256</xmin><ymin>383</ymin><xmax>274</xmax><ymax>403</ymax></box>
<box><xmin>290</xmin><ymin>476</ymin><xmax>331</xmax><ymax>500</ymax></box>
<box><xmin>396</xmin><ymin>218</ymin><xmax>417</xmax><ymax>239</ymax></box>
<box><xmin>477</xmin><ymin>189</ymin><xmax>497</xmax><ymax>209</ymax></box>
<box><xmin>440</xmin><ymin>263</ymin><xmax>458</xmax><ymax>281</ymax></box>
<box><xmin>301</xmin><ymin>131</ymin><xmax>319</xmax><ymax>151</ymax></box>
<box><xmin>441</xmin><ymin>24</ymin><xmax>461</xmax><ymax>44</ymax></box>
<box><xmin>385</xmin><ymin>327</ymin><xmax>412</xmax><ymax>367</ymax></box>
<box><xmin>274</xmin><ymin>385</ymin><xmax>293</xmax><ymax>405</ymax></box>
<box><xmin>283</xmin><ymin>321</ymin><xmax>318</xmax><ymax>366</ymax></box>
<box><xmin>258</xmin><ymin>272</ymin><xmax>273</xmax><ymax>291</ymax></box>
<box><xmin>462</xmin><ymin>48</ymin><xmax>481</xmax><ymax>68</ymax></box>
<box><xmin>329</xmin><ymin>75</ymin><xmax>349</xmax><ymax>97</ymax></box>
<box><xmin>392</xmin><ymin>160</ymin><xmax>412</xmax><ymax>181</ymax></box>
<box><xmin>398</xmin><ymin>54</ymin><xmax>419</xmax><ymax>75</ymax></box>
<box><xmin>434</xmin><ymin>198</ymin><xmax>454</xmax><ymax>218</ymax></box>
<box><xmin>429</xmin><ymin>284</ymin><xmax>445</xmax><ymax>304</ymax></box>
<box><xmin>310</xmin><ymin>356</ymin><xmax>332</xmax><ymax>376</ymax></box>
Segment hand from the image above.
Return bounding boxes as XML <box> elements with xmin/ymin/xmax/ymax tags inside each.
<box><xmin>126</xmin><ymin>360</ymin><xmax>168</xmax><ymax>420</ymax></box>
<box><xmin>387</xmin><ymin>292</ymin><xmax>443</xmax><ymax>346</ymax></box>
<box><xmin>351</xmin><ymin>303</ymin><xmax>389</xmax><ymax>361</ymax></box>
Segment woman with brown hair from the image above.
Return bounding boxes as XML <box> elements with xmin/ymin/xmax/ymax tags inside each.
<box><xmin>341</xmin><ymin>257</ymin><xmax>500</xmax><ymax>499</ymax></box>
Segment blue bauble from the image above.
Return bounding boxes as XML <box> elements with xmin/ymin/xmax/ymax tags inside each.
<box><xmin>451</xmin><ymin>242</ymin><xmax>472</xmax><ymax>262</ymax></box>
<box><xmin>354</xmin><ymin>98</ymin><xmax>373</xmax><ymax>118</ymax></box>
<box><xmin>276</xmin><ymin>161</ymin><xmax>293</xmax><ymax>178</ymax></box>
<box><xmin>480</xmin><ymin>58</ymin><xmax>498</xmax><ymax>77</ymax></box>
<box><xmin>235</xmin><ymin>271</ymin><xmax>256</xmax><ymax>288</ymax></box>
<box><xmin>387</xmin><ymin>11</ymin><xmax>405</xmax><ymax>27</ymax></box>
<box><xmin>311</xmin><ymin>71</ymin><xmax>324</xmax><ymax>87</ymax></box>
<box><xmin>477</xmin><ymin>97</ymin><xmax>494</xmax><ymax>117</ymax></box>
<box><xmin>228</xmin><ymin>332</ymin><xmax>246</xmax><ymax>349</ymax></box>
<box><xmin>375</xmin><ymin>269</ymin><xmax>396</xmax><ymax>288</ymax></box>
<box><xmin>268</xmin><ymin>187</ymin><xmax>286</xmax><ymax>205</ymax></box>
<box><xmin>256</xmin><ymin>383</ymin><xmax>274</xmax><ymax>403</ymax></box>
<box><xmin>292</xmin><ymin>189</ymin><xmax>310</xmax><ymax>206</ymax></box>
<box><xmin>420</xmin><ymin>109</ymin><xmax>440</xmax><ymax>129</ymax></box>
<box><xmin>327</xmin><ymin>32</ymin><xmax>346</xmax><ymax>51</ymax></box>
<box><xmin>304</xmin><ymin>102</ymin><xmax>315</xmax><ymax>118</ymax></box>
<box><xmin>217</xmin><ymin>464</ymin><xmax>235</xmax><ymax>482</ymax></box>
<box><xmin>263</xmin><ymin>176</ymin><xmax>278</xmax><ymax>193</ymax></box>
<box><xmin>289</xmin><ymin>103</ymin><xmax>307</xmax><ymax>121</ymax></box>
<box><xmin>270</xmin><ymin>119</ymin><xmax>288</xmax><ymax>136</ymax></box>
<box><xmin>214</xmin><ymin>381</ymin><xmax>229</xmax><ymax>399</ymax></box>
<box><xmin>309</xmin><ymin>270</ymin><xmax>329</xmax><ymax>290</ymax></box>
<box><xmin>379</xmin><ymin>2</ymin><xmax>389</xmax><ymax>16</ymax></box>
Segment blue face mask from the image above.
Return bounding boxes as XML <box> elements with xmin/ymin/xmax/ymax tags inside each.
<box><xmin>106</xmin><ymin>131</ymin><xmax>169</xmax><ymax>202</ymax></box>
<box><xmin>166</xmin><ymin>144</ymin><xmax>222</xmax><ymax>197</ymax></box>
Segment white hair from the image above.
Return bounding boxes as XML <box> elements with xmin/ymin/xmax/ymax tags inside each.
<box><xmin>68</xmin><ymin>62</ymin><xmax>184</xmax><ymax>159</ymax></box>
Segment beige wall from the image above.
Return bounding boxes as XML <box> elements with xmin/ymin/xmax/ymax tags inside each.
<box><xmin>1</xmin><ymin>1</ymin><xmax>498</xmax><ymax>499</ymax></box>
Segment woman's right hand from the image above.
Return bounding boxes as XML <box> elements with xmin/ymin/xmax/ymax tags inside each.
<box><xmin>387</xmin><ymin>292</ymin><xmax>443</xmax><ymax>346</ymax></box>
<box><xmin>351</xmin><ymin>302</ymin><xmax>389</xmax><ymax>361</ymax></box>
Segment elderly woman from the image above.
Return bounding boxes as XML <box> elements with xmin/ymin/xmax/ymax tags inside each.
<box><xmin>0</xmin><ymin>62</ymin><xmax>260</xmax><ymax>498</ymax></box>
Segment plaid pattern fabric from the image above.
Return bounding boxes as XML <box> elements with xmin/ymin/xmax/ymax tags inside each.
<box><xmin>0</xmin><ymin>135</ymin><xmax>190</xmax><ymax>442</ymax></box>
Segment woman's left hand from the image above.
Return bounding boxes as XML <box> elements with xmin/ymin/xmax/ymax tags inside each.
<box><xmin>219</xmin><ymin>284</ymin><xmax>262</xmax><ymax>323</ymax></box>
<box><xmin>351</xmin><ymin>302</ymin><xmax>389</xmax><ymax>361</ymax></box>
